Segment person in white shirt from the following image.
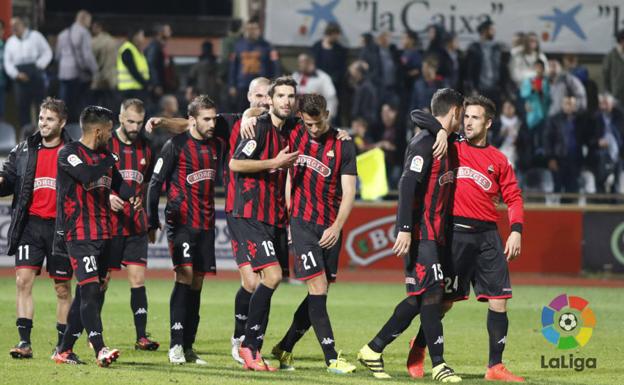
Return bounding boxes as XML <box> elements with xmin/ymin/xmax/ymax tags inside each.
<box><xmin>3</xmin><ymin>17</ymin><xmax>52</xmax><ymax>128</ymax></box>
<box><xmin>292</xmin><ymin>53</ymin><xmax>338</xmax><ymax>120</ymax></box>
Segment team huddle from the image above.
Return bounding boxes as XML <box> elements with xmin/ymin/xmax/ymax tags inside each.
<box><xmin>2</xmin><ymin>76</ymin><xmax>525</xmax><ymax>382</ymax></box>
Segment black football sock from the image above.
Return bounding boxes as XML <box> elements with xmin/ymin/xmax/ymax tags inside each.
<box><xmin>80</xmin><ymin>282</ymin><xmax>105</xmax><ymax>355</ymax></box>
<box><xmin>278</xmin><ymin>295</ymin><xmax>311</xmax><ymax>352</ymax></box>
<box><xmin>234</xmin><ymin>286</ymin><xmax>252</xmax><ymax>339</ymax></box>
<box><xmin>131</xmin><ymin>286</ymin><xmax>148</xmax><ymax>340</ymax></box>
<box><xmin>308</xmin><ymin>294</ymin><xmax>338</xmax><ymax>364</ymax></box>
<box><xmin>169</xmin><ymin>282</ymin><xmax>190</xmax><ymax>348</ymax></box>
<box><xmin>56</xmin><ymin>323</ymin><xmax>67</xmax><ymax>348</ymax></box>
<box><xmin>60</xmin><ymin>286</ymin><xmax>83</xmax><ymax>352</ymax></box>
<box><xmin>98</xmin><ymin>287</ymin><xmax>106</xmax><ymax>314</ymax></box>
<box><xmin>257</xmin><ymin>302</ymin><xmax>271</xmax><ymax>351</ymax></box>
<box><xmin>243</xmin><ymin>283</ymin><xmax>274</xmax><ymax>353</ymax></box>
<box><xmin>415</xmin><ymin>326</ymin><xmax>427</xmax><ymax>349</ymax></box>
<box><xmin>369</xmin><ymin>296</ymin><xmax>420</xmax><ymax>353</ymax></box>
<box><xmin>487</xmin><ymin>309</ymin><xmax>508</xmax><ymax>367</ymax></box>
<box><xmin>16</xmin><ymin>318</ymin><xmax>32</xmax><ymax>344</ymax></box>
<box><xmin>420</xmin><ymin>288</ymin><xmax>445</xmax><ymax>367</ymax></box>
<box><xmin>183</xmin><ymin>288</ymin><xmax>201</xmax><ymax>350</ymax></box>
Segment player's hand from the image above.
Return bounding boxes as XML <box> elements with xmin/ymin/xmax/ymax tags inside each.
<box><xmin>548</xmin><ymin>159</ymin><xmax>558</xmax><ymax>172</ymax></box>
<box><xmin>16</xmin><ymin>72</ymin><xmax>29</xmax><ymax>82</ymax></box>
<box><xmin>336</xmin><ymin>129</ymin><xmax>352</xmax><ymax>141</ymax></box>
<box><xmin>145</xmin><ymin>117</ymin><xmax>163</xmax><ymax>133</ymax></box>
<box><xmin>273</xmin><ymin>146</ymin><xmax>299</xmax><ymax>169</ymax></box>
<box><xmin>229</xmin><ymin>87</ymin><xmax>237</xmax><ymax>98</ymax></box>
<box><xmin>504</xmin><ymin>231</ymin><xmax>522</xmax><ymax>261</ymax></box>
<box><xmin>240</xmin><ymin>116</ymin><xmax>257</xmax><ymax>140</ymax></box>
<box><xmin>148</xmin><ymin>225</ymin><xmax>161</xmax><ymax>244</ymax></box>
<box><xmin>130</xmin><ymin>196</ymin><xmax>142</xmax><ymax>211</ymax></box>
<box><xmin>432</xmin><ymin>129</ymin><xmax>448</xmax><ymax>160</ymax></box>
<box><xmin>0</xmin><ymin>176</ymin><xmax>4</xmax><ymax>185</ymax></box>
<box><xmin>392</xmin><ymin>231</ymin><xmax>412</xmax><ymax>257</ymax></box>
<box><xmin>109</xmin><ymin>194</ymin><xmax>125</xmax><ymax>212</ymax></box>
<box><xmin>319</xmin><ymin>225</ymin><xmax>340</xmax><ymax>249</ymax></box>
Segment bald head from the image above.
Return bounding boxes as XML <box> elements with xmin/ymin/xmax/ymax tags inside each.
<box><xmin>248</xmin><ymin>77</ymin><xmax>271</xmax><ymax>109</ymax></box>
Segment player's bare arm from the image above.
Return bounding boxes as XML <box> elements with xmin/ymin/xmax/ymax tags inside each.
<box><xmin>229</xmin><ymin>145</ymin><xmax>299</xmax><ymax>173</ymax></box>
<box><xmin>319</xmin><ymin>174</ymin><xmax>356</xmax><ymax>249</ymax></box>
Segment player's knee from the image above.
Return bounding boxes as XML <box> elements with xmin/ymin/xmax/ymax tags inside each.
<box><xmin>54</xmin><ymin>282</ymin><xmax>71</xmax><ymax>301</ymax></box>
<box><xmin>441</xmin><ymin>300</ymin><xmax>454</xmax><ymax>314</ymax></box>
<box><xmin>241</xmin><ymin>270</ymin><xmax>259</xmax><ymax>292</ymax></box>
<box><xmin>488</xmin><ymin>298</ymin><xmax>507</xmax><ymax>312</ymax></box>
<box><xmin>191</xmin><ymin>273</ymin><xmax>204</xmax><ymax>290</ymax></box>
<box><xmin>15</xmin><ymin>274</ymin><xmax>34</xmax><ymax>293</ymax></box>
<box><xmin>261</xmin><ymin>267</ymin><xmax>282</xmax><ymax>289</ymax></box>
<box><xmin>421</xmin><ymin>286</ymin><xmax>443</xmax><ymax>306</ymax></box>
<box><xmin>306</xmin><ymin>276</ymin><xmax>328</xmax><ymax>295</ymax></box>
<box><xmin>174</xmin><ymin>267</ymin><xmax>193</xmax><ymax>285</ymax></box>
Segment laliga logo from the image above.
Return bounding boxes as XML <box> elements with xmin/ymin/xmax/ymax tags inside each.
<box><xmin>345</xmin><ymin>215</ymin><xmax>396</xmax><ymax>266</ymax></box>
<box><xmin>540</xmin><ymin>294</ymin><xmax>597</xmax><ymax>371</ymax></box>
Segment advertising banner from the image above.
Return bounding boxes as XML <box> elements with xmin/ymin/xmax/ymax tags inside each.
<box><xmin>582</xmin><ymin>211</ymin><xmax>624</xmax><ymax>273</ymax></box>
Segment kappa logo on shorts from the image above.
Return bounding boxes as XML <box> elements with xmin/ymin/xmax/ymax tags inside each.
<box><xmin>295</xmin><ymin>154</ymin><xmax>331</xmax><ymax>177</ymax></box>
<box><xmin>186</xmin><ymin>169</ymin><xmax>216</xmax><ymax>184</ymax></box>
<box><xmin>33</xmin><ymin>177</ymin><xmax>56</xmax><ymax>191</ymax></box>
<box><xmin>119</xmin><ymin>169</ymin><xmax>144</xmax><ymax>183</ymax></box>
<box><xmin>85</xmin><ymin>176</ymin><xmax>112</xmax><ymax>191</ymax></box>
<box><xmin>456</xmin><ymin>166</ymin><xmax>493</xmax><ymax>190</ymax></box>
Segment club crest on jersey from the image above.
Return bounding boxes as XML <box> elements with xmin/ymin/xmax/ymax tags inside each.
<box><xmin>140</xmin><ymin>158</ymin><xmax>146</xmax><ymax>166</ymax></box>
<box><xmin>326</xmin><ymin>150</ymin><xmax>334</xmax><ymax>158</ymax></box>
<box><xmin>33</xmin><ymin>177</ymin><xmax>56</xmax><ymax>190</ymax></box>
<box><xmin>295</xmin><ymin>154</ymin><xmax>331</xmax><ymax>177</ymax></box>
<box><xmin>85</xmin><ymin>176</ymin><xmax>112</xmax><ymax>191</ymax></box>
<box><xmin>186</xmin><ymin>169</ymin><xmax>216</xmax><ymax>184</ymax></box>
<box><xmin>120</xmin><ymin>169</ymin><xmax>144</xmax><ymax>183</ymax></box>
<box><xmin>488</xmin><ymin>165</ymin><xmax>495</xmax><ymax>173</ymax></box>
<box><xmin>456</xmin><ymin>166</ymin><xmax>492</xmax><ymax>190</ymax></box>
<box><xmin>410</xmin><ymin>156</ymin><xmax>424</xmax><ymax>172</ymax></box>
<box><xmin>67</xmin><ymin>154</ymin><xmax>83</xmax><ymax>167</ymax></box>
<box><xmin>242</xmin><ymin>140</ymin><xmax>257</xmax><ymax>156</ymax></box>
<box><xmin>438</xmin><ymin>170</ymin><xmax>454</xmax><ymax>186</ymax></box>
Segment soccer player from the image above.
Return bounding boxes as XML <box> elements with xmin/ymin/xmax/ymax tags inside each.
<box><xmin>104</xmin><ymin>98</ymin><xmax>159</xmax><ymax>350</ymax></box>
<box><xmin>407</xmin><ymin>95</ymin><xmax>525</xmax><ymax>382</ymax></box>
<box><xmin>228</xmin><ymin>76</ymin><xmax>300</xmax><ymax>371</ymax></box>
<box><xmin>147</xmin><ymin>95</ymin><xmax>224</xmax><ymax>365</ymax></box>
<box><xmin>0</xmin><ymin>98</ymin><xmax>73</xmax><ymax>359</ymax></box>
<box><xmin>53</xmin><ymin>106</ymin><xmax>139</xmax><ymax>367</ymax></box>
<box><xmin>358</xmin><ymin>88</ymin><xmax>463</xmax><ymax>383</ymax></box>
<box><xmin>270</xmin><ymin>94</ymin><xmax>358</xmax><ymax>374</ymax></box>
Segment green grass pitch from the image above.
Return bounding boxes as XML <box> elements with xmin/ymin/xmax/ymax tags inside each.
<box><xmin>0</xmin><ymin>276</ymin><xmax>621</xmax><ymax>384</ymax></box>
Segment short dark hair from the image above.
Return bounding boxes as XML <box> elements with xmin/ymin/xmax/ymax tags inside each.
<box><xmin>268</xmin><ymin>76</ymin><xmax>297</xmax><ymax>97</ymax></box>
<box><xmin>298</xmin><ymin>94</ymin><xmax>327</xmax><ymax>116</ymax></box>
<box><xmin>40</xmin><ymin>97</ymin><xmax>68</xmax><ymax>122</ymax></box>
<box><xmin>352</xmin><ymin>117</ymin><xmax>368</xmax><ymax>128</ymax></box>
<box><xmin>617</xmin><ymin>29</ymin><xmax>624</xmax><ymax>43</ymax></box>
<box><xmin>127</xmin><ymin>28</ymin><xmax>143</xmax><ymax>42</ymax></box>
<box><xmin>187</xmin><ymin>95</ymin><xmax>216</xmax><ymax>118</ymax></box>
<box><xmin>423</xmin><ymin>55</ymin><xmax>439</xmax><ymax>69</ymax></box>
<box><xmin>430</xmin><ymin>88</ymin><xmax>464</xmax><ymax>117</ymax></box>
<box><xmin>121</xmin><ymin>98</ymin><xmax>145</xmax><ymax>114</ymax></box>
<box><xmin>324</xmin><ymin>22</ymin><xmax>341</xmax><ymax>36</ymax></box>
<box><xmin>464</xmin><ymin>95</ymin><xmax>496</xmax><ymax>122</ymax></box>
<box><xmin>477</xmin><ymin>19</ymin><xmax>493</xmax><ymax>34</ymax></box>
<box><xmin>80</xmin><ymin>106</ymin><xmax>114</xmax><ymax>131</ymax></box>
<box><xmin>535</xmin><ymin>59</ymin><xmax>545</xmax><ymax>68</ymax></box>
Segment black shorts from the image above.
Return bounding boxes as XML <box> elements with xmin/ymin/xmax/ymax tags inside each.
<box><xmin>404</xmin><ymin>239</ymin><xmax>445</xmax><ymax>296</ymax></box>
<box><xmin>166</xmin><ymin>225</ymin><xmax>216</xmax><ymax>275</ymax></box>
<box><xmin>443</xmin><ymin>228</ymin><xmax>513</xmax><ymax>302</ymax></box>
<box><xmin>226</xmin><ymin>217</ymin><xmax>289</xmax><ymax>276</ymax></box>
<box><xmin>291</xmin><ymin>217</ymin><xmax>340</xmax><ymax>282</ymax></box>
<box><xmin>107</xmin><ymin>234</ymin><xmax>149</xmax><ymax>271</ymax></box>
<box><xmin>226</xmin><ymin>213</ymin><xmax>247</xmax><ymax>267</ymax></box>
<box><xmin>16</xmin><ymin>215</ymin><xmax>72</xmax><ymax>281</ymax></box>
<box><xmin>67</xmin><ymin>240</ymin><xmax>108</xmax><ymax>285</ymax></box>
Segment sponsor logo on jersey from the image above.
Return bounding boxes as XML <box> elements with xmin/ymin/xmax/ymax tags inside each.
<box><xmin>410</xmin><ymin>155</ymin><xmax>424</xmax><ymax>172</ymax></box>
<box><xmin>85</xmin><ymin>176</ymin><xmax>112</xmax><ymax>191</ymax></box>
<box><xmin>295</xmin><ymin>154</ymin><xmax>331</xmax><ymax>177</ymax></box>
<box><xmin>120</xmin><ymin>169</ymin><xmax>144</xmax><ymax>183</ymax></box>
<box><xmin>33</xmin><ymin>177</ymin><xmax>56</xmax><ymax>191</ymax></box>
<box><xmin>186</xmin><ymin>169</ymin><xmax>216</xmax><ymax>184</ymax></box>
<box><xmin>438</xmin><ymin>170</ymin><xmax>454</xmax><ymax>186</ymax></box>
<box><xmin>456</xmin><ymin>166</ymin><xmax>492</xmax><ymax>190</ymax></box>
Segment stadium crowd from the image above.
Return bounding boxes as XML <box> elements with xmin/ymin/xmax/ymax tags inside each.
<box><xmin>0</xmin><ymin>12</ymin><xmax>623</xmax><ymax>195</ymax></box>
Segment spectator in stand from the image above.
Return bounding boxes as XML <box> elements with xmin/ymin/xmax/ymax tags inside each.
<box><xmin>351</xmin><ymin>117</ymin><xmax>375</xmax><ymax>154</ymax></box>
<box><xmin>228</xmin><ymin>17</ymin><xmax>280</xmax><ymax>111</ymax></box>
<box><xmin>465</xmin><ymin>19</ymin><xmax>508</xmax><ymax>108</ymax></box>
<box><xmin>0</xmin><ymin>19</ymin><xmax>6</xmax><ymax>120</ymax></box>
<box><xmin>3</xmin><ymin>16</ymin><xmax>53</xmax><ymax>128</ymax></box>
<box><xmin>400</xmin><ymin>30</ymin><xmax>423</xmax><ymax>91</ymax></box>
<box><xmin>116</xmin><ymin>28</ymin><xmax>149</xmax><ymax>101</ymax></box>
<box><xmin>544</xmin><ymin>95</ymin><xmax>589</xmax><ymax>193</ymax></box>
<box><xmin>437</xmin><ymin>32</ymin><xmax>462</xmax><ymax>90</ymax></box>
<box><xmin>602</xmin><ymin>29</ymin><xmax>624</xmax><ymax>105</ymax></box>
<box><xmin>546</xmin><ymin>59</ymin><xmax>587</xmax><ymax>116</ymax></box>
<box><xmin>376</xmin><ymin>31</ymin><xmax>402</xmax><ymax>106</ymax></box>
<box><xmin>158</xmin><ymin>94</ymin><xmax>180</xmax><ymax>118</ymax></box>
<box><xmin>220</xmin><ymin>20</ymin><xmax>242</xmax><ymax>111</ymax></box>
<box><xmin>292</xmin><ymin>53</ymin><xmax>338</xmax><ymax>119</ymax></box>
<box><xmin>490</xmin><ymin>99</ymin><xmax>530</xmax><ymax>172</ymax></box>
<box><xmin>187</xmin><ymin>41</ymin><xmax>221</xmax><ymax>104</ymax></box>
<box><xmin>91</xmin><ymin>20</ymin><xmax>118</xmax><ymax>110</ymax></box>
<box><xmin>509</xmin><ymin>32</ymin><xmax>547</xmax><ymax>87</ymax></box>
<box><xmin>520</xmin><ymin>59</ymin><xmax>550</xmax><ymax>131</ymax></box>
<box><xmin>56</xmin><ymin>10</ymin><xmax>98</xmax><ymax>122</ymax></box>
<box><xmin>410</xmin><ymin>55</ymin><xmax>448</xmax><ymax>112</ymax></box>
<box><xmin>425</xmin><ymin>24</ymin><xmax>446</xmax><ymax>60</ymax></box>
<box><xmin>564</xmin><ymin>53</ymin><xmax>597</xmax><ymax>114</ymax></box>
<box><xmin>348</xmin><ymin>60</ymin><xmax>378</xmax><ymax>134</ymax></box>
<box><xmin>379</xmin><ymin>103</ymin><xmax>402</xmax><ymax>187</ymax></box>
<box><xmin>358</xmin><ymin>32</ymin><xmax>382</xmax><ymax>90</ymax></box>
<box><xmin>588</xmin><ymin>93</ymin><xmax>624</xmax><ymax>193</ymax></box>
<box><xmin>145</xmin><ymin>24</ymin><xmax>176</xmax><ymax>102</ymax></box>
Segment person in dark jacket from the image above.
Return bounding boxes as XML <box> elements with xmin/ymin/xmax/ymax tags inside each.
<box><xmin>348</xmin><ymin>60</ymin><xmax>378</xmax><ymax>134</ymax></box>
<box><xmin>145</xmin><ymin>24</ymin><xmax>176</xmax><ymax>99</ymax></box>
<box><xmin>0</xmin><ymin>98</ymin><xmax>73</xmax><ymax>359</ymax></box>
<box><xmin>187</xmin><ymin>41</ymin><xmax>221</xmax><ymax>104</ymax></box>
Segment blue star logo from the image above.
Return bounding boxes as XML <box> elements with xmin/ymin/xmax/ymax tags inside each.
<box><xmin>297</xmin><ymin>0</ymin><xmax>340</xmax><ymax>36</ymax></box>
<box><xmin>539</xmin><ymin>4</ymin><xmax>586</xmax><ymax>41</ymax></box>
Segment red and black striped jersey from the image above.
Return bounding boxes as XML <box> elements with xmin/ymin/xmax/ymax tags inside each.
<box><xmin>231</xmin><ymin>114</ymin><xmax>288</xmax><ymax>228</ymax></box>
<box><xmin>288</xmin><ymin>124</ymin><xmax>357</xmax><ymax>227</ymax></box>
<box><xmin>218</xmin><ymin>114</ymin><xmax>243</xmax><ymax>214</ymax></box>
<box><xmin>396</xmin><ymin>130</ymin><xmax>457</xmax><ymax>245</ymax></box>
<box><xmin>147</xmin><ymin>131</ymin><xmax>224</xmax><ymax>230</ymax></box>
<box><xmin>108</xmin><ymin>130</ymin><xmax>153</xmax><ymax>236</ymax></box>
<box><xmin>56</xmin><ymin>141</ymin><xmax>132</xmax><ymax>241</ymax></box>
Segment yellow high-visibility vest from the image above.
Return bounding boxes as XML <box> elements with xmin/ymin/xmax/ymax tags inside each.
<box><xmin>116</xmin><ymin>41</ymin><xmax>149</xmax><ymax>91</ymax></box>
